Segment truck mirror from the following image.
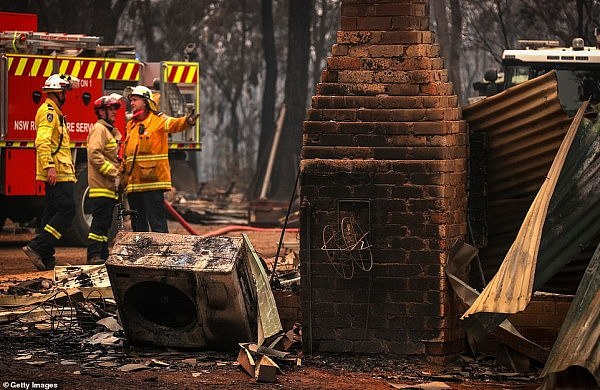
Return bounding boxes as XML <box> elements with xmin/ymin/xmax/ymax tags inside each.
<box><xmin>484</xmin><ymin>69</ymin><xmax>498</xmax><ymax>83</ymax></box>
<box><xmin>32</xmin><ymin>90</ymin><xmax>41</xmax><ymax>104</ymax></box>
<box><xmin>82</xmin><ymin>92</ymin><xmax>91</xmax><ymax>106</ymax></box>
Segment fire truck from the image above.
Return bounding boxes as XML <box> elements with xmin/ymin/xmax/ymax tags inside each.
<box><xmin>471</xmin><ymin>36</ymin><xmax>600</xmax><ymax>113</ymax></box>
<box><xmin>0</xmin><ymin>12</ymin><xmax>201</xmax><ymax>244</ymax></box>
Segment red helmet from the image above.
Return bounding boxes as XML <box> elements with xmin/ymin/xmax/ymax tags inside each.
<box><xmin>94</xmin><ymin>93</ymin><xmax>122</xmax><ymax>110</ymax></box>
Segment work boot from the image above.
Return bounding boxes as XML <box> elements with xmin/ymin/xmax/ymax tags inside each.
<box><xmin>87</xmin><ymin>256</ymin><xmax>105</xmax><ymax>265</ymax></box>
<box><xmin>22</xmin><ymin>245</ymin><xmax>46</xmax><ymax>271</ymax></box>
<box><xmin>44</xmin><ymin>257</ymin><xmax>56</xmax><ymax>270</ymax></box>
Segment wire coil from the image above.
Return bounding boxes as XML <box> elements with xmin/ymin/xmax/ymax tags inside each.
<box><xmin>321</xmin><ymin>216</ymin><xmax>373</xmax><ymax>279</ymax></box>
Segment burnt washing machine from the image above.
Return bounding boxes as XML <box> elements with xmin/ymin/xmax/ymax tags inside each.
<box><xmin>106</xmin><ymin>232</ymin><xmax>258</xmax><ymax>349</ymax></box>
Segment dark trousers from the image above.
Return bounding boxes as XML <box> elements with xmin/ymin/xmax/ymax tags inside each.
<box><xmin>128</xmin><ymin>190</ymin><xmax>168</xmax><ymax>232</ymax></box>
<box><xmin>87</xmin><ymin>197</ymin><xmax>117</xmax><ymax>260</ymax></box>
<box><xmin>29</xmin><ymin>182</ymin><xmax>75</xmax><ymax>262</ymax></box>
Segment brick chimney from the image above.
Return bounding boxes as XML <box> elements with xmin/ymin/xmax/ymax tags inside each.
<box><xmin>299</xmin><ymin>0</ymin><xmax>467</xmax><ymax>357</ymax></box>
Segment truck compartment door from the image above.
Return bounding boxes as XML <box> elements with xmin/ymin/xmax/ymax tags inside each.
<box><xmin>3</xmin><ymin>148</ymin><xmax>43</xmax><ymax>196</ymax></box>
<box><xmin>5</xmin><ymin>54</ymin><xmax>50</xmax><ymax>142</ymax></box>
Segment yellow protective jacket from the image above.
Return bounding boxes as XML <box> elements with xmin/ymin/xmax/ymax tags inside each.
<box><xmin>87</xmin><ymin>119</ymin><xmax>122</xmax><ymax>199</ymax></box>
<box><xmin>35</xmin><ymin>98</ymin><xmax>75</xmax><ymax>182</ymax></box>
<box><xmin>121</xmin><ymin>111</ymin><xmax>191</xmax><ymax>193</ymax></box>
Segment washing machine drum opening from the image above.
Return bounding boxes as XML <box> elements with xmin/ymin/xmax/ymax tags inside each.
<box><xmin>125</xmin><ymin>281</ymin><xmax>197</xmax><ymax>328</ymax></box>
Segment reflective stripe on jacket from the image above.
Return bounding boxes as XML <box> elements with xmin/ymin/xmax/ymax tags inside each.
<box><xmin>122</xmin><ymin>111</ymin><xmax>190</xmax><ymax>193</ymax></box>
<box><xmin>35</xmin><ymin>98</ymin><xmax>75</xmax><ymax>182</ymax></box>
<box><xmin>87</xmin><ymin>119</ymin><xmax>121</xmax><ymax>199</ymax></box>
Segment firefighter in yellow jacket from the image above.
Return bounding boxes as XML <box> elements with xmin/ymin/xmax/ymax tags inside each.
<box><xmin>121</xmin><ymin>86</ymin><xmax>198</xmax><ymax>232</ymax></box>
<box><xmin>22</xmin><ymin>73</ymin><xmax>79</xmax><ymax>271</ymax></box>
<box><xmin>86</xmin><ymin>94</ymin><xmax>123</xmax><ymax>264</ymax></box>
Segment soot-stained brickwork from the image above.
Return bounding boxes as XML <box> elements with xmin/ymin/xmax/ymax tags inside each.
<box><xmin>299</xmin><ymin>0</ymin><xmax>468</xmax><ymax>357</ymax></box>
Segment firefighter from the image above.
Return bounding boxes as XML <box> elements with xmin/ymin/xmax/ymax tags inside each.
<box><xmin>22</xmin><ymin>73</ymin><xmax>79</xmax><ymax>271</ymax></box>
<box><xmin>86</xmin><ymin>94</ymin><xmax>123</xmax><ymax>264</ymax></box>
<box><xmin>121</xmin><ymin>85</ymin><xmax>198</xmax><ymax>232</ymax></box>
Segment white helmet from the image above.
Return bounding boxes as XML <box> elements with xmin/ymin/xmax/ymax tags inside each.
<box><xmin>42</xmin><ymin>73</ymin><xmax>79</xmax><ymax>93</ymax></box>
<box><xmin>128</xmin><ymin>85</ymin><xmax>157</xmax><ymax>111</ymax></box>
<box><xmin>94</xmin><ymin>93</ymin><xmax>123</xmax><ymax>111</ymax></box>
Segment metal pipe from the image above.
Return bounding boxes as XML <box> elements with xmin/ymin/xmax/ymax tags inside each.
<box><xmin>270</xmin><ymin>165</ymin><xmax>300</xmax><ymax>283</ymax></box>
<box><xmin>301</xmin><ymin>196</ymin><xmax>313</xmax><ymax>354</ymax></box>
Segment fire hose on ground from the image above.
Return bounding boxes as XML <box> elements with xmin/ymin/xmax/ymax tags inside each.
<box><xmin>163</xmin><ymin>199</ymin><xmax>299</xmax><ymax>237</ymax></box>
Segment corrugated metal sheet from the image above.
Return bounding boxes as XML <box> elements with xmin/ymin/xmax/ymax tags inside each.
<box><xmin>464</xmin><ymin>71</ymin><xmax>599</xmax><ymax>295</ymax></box>
<box><xmin>460</xmin><ymin>99</ymin><xmax>600</xmax><ymax>347</ymax></box>
<box><xmin>540</xmin><ymin>242</ymin><xmax>600</xmax><ymax>385</ymax></box>
<box><xmin>477</xmin><ymin>233</ymin><xmax>595</xmax><ymax>295</ymax></box>
<box><xmin>532</xmin><ymin>113</ymin><xmax>600</xmax><ymax>292</ymax></box>
<box><xmin>462</xmin><ymin>102</ymin><xmax>588</xmax><ymax>316</ymax></box>
<box><xmin>463</xmin><ymin>71</ymin><xmax>573</xmax><ymax>200</ymax></box>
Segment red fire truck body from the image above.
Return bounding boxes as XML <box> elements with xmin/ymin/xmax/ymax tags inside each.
<box><xmin>3</xmin><ymin>54</ymin><xmax>138</xmax><ymax>194</ymax></box>
<box><xmin>0</xmin><ymin>11</ymin><xmax>38</xmax><ymax>31</ymax></box>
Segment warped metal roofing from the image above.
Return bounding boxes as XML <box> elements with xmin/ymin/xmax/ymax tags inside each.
<box><xmin>541</xmin><ymin>242</ymin><xmax>600</xmax><ymax>385</ymax></box>
<box><xmin>462</xmin><ymin>101</ymin><xmax>589</xmax><ymax>316</ymax></box>
<box><xmin>457</xmin><ymin>60</ymin><xmax>600</xmax><ymax>383</ymax></box>
<box><xmin>463</xmin><ymin>71</ymin><xmax>600</xmax><ymax>296</ymax></box>
<box><xmin>463</xmin><ymin>71</ymin><xmax>573</xmax><ymax>200</ymax></box>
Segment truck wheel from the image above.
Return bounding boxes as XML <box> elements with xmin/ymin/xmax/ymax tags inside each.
<box><xmin>60</xmin><ymin>165</ymin><xmax>118</xmax><ymax>247</ymax></box>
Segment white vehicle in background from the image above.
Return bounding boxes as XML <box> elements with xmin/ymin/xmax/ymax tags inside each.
<box><xmin>472</xmin><ymin>35</ymin><xmax>600</xmax><ymax>114</ymax></box>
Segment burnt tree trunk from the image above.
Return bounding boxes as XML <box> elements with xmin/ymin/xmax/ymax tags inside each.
<box><xmin>250</xmin><ymin>0</ymin><xmax>278</xmax><ymax>199</ymax></box>
<box><xmin>270</xmin><ymin>0</ymin><xmax>312</xmax><ymax>200</ymax></box>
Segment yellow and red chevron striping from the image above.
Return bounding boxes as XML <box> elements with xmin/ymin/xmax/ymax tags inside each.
<box><xmin>165</xmin><ymin>64</ymin><xmax>198</xmax><ymax>84</ymax></box>
<box><xmin>6</xmin><ymin>55</ymin><xmax>140</xmax><ymax>81</ymax></box>
<box><xmin>168</xmin><ymin>142</ymin><xmax>201</xmax><ymax>149</ymax></box>
<box><xmin>58</xmin><ymin>58</ymin><xmax>102</xmax><ymax>79</ymax></box>
<box><xmin>7</xmin><ymin>56</ymin><xmax>53</xmax><ymax>77</ymax></box>
<box><xmin>104</xmin><ymin>60</ymin><xmax>139</xmax><ymax>81</ymax></box>
<box><xmin>0</xmin><ymin>141</ymin><xmax>36</xmax><ymax>148</ymax></box>
<box><xmin>0</xmin><ymin>141</ymin><xmax>89</xmax><ymax>148</ymax></box>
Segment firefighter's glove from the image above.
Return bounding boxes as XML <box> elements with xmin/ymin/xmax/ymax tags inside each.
<box><xmin>114</xmin><ymin>176</ymin><xmax>120</xmax><ymax>192</ymax></box>
<box><xmin>186</xmin><ymin>109</ymin><xmax>199</xmax><ymax>126</ymax></box>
